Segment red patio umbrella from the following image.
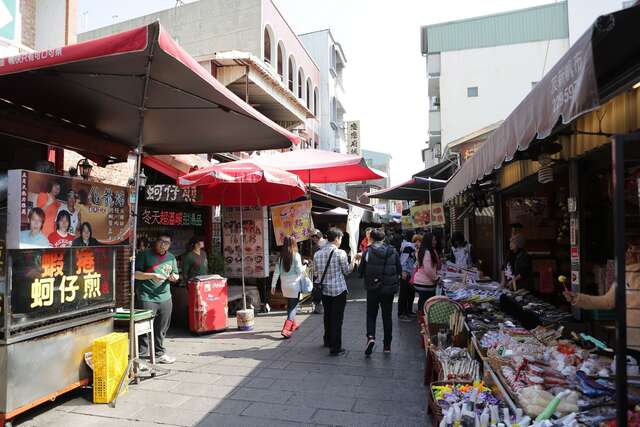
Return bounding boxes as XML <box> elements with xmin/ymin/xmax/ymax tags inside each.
<box><xmin>240</xmin><ymin>149</ymin><xmax>386</xmax><ymax>183</ymax></box>
<box><xmin>178</xmin><ymin>161</ymin><xmax>306</xmax><ymax>315</ymax></box>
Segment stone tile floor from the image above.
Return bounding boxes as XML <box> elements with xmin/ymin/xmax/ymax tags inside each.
<box><xmin>15</xmin><ymin>278</ymin><xmax>430</xmax><ymax>426</ymax></box>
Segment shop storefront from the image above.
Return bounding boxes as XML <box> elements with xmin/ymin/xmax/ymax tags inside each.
<box><xmin>443</xmin><ymin>6</ymin><xmax>640</xmax><ymax>424</ymax></box>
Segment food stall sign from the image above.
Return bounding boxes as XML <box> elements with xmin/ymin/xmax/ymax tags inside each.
<box><xmin>140</xmin><ymin>208</ymin><xmax>203</xmax><ymax>227</ymax></box>
<box><xmin>410</xmin><ymin>203</ymin><xmax>445</xmax><ymax>227</ymax></box>
<box><xmin>271</xmin><ymin>200</ymin><xmax>314</xmax><ymax>246</ymax></box>
<box><xmin>567</xmin><ymin>197</ymin><xmax>577</xmax><ymax>213</ymax></box>
<box><xmin>144</xmin><ymin>185</ymin><xmax>200</xmax><ymax>203</ymax></box>
<box><xmin>10</xmin><ymin>247</ymin><xmax>115</xmax><ymax>322</ymax></box>
<box><xmin>222</xmin><ymin>207</ymin><xmax>269</xmax><ymax>278</ymax></box>
<box><xmin>570</xmin><ymin>217</ymin><xmax>577</xmax><ymax>246</ymax></box>
<box><xmin>7</xmin><ymin>170</ymin><xmax>130</xmax><ymax>249</ymax></box>
<box><xmin>571</xmin><ymin>270</ymin><xmax>580</xmax><ymax>286</ymax></box>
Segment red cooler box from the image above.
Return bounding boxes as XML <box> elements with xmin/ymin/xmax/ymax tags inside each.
<box><xmin>187</xmin><ymin>275</ymin><xmax>228</xmax><ymax>333</ymax></box>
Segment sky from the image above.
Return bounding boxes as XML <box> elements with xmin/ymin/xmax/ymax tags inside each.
<box><xmin>77</xmin><ymin>0</ymin><xmax>554</xmax><ymax>185</ymax></box>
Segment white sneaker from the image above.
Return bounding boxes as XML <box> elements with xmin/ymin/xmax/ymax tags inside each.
<box><xmin>156</xmin><ymin>354</ymin><xmax>176</xmax><ymax>364</ymax></box>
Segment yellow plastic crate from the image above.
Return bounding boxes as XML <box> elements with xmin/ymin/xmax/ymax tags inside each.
<box><xmin>93</xmin><ymin>332</ymin><xmax>129</xmax><ymax>403</ymax></box>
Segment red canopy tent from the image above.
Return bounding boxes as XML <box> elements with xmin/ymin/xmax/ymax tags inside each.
<box><xmin>241</xmin><ymin>149</ymin><xmax>385</xmax><ymax>183</ymax></box>
<box><xmin>0</xmin><ymin>22</ymin><xmax>300</xmax><ymax>386</ymax></box>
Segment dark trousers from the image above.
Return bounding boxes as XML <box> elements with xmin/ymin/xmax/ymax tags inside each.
<box><xmin>138</xmin><ymin>298</ymin><xmax>173</xmax><ymax>357</ymax></box>
<box><xmin>366</xmin><ymin>289</ymin><xmax>394</xmax><ymax>347</ymax></box>
<box><xmin>286</xmin><ymin>295</ymin><xmax>300</xmax><ymax>321</ymax></box>
<box><xmin>417</xmin><ymin>289</ymin><xmax>436</xmax><ymax>314</ymax></box>
<box><xmin>322</xmin><ymin>291</ymin><xmax>347</xmax><ymax>352</ymax></box>
<box><xmin>397</xmin><ymin>278</ymin><xmax>415</xmax><ymax>316</ymax></box>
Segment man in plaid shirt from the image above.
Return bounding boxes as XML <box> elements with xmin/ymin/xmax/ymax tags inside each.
<box><xmin>314</xmin><ymin>227</ymin><xmax>360</xmax><ymax>356</ymax></box>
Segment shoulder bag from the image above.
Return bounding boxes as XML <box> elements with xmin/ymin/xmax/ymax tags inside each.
<box><xmin>312</xmin><ymin>249</ymin><xmax>335</xmax><ymax>301</ymax></box>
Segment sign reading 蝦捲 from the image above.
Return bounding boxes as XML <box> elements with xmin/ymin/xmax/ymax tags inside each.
<box><xmin>10</xmin><ymin>247</ymin><xmax>115</xmax><ymax>320</ymax></box>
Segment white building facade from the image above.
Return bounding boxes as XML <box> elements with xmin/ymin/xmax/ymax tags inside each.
<box><xmin>420</xmin><ymin>0</ymin><xmax>634</xmax><ymax>168</ymax></box>
<box><xmin>298</xmin><ymin>29</ymin><xmax>347</xmax><ymax>154</ymax></box>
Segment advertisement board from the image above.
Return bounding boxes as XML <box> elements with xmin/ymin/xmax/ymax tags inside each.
<box><xmin>410</xmin><ymin>203</ymin><xmax>445</xmax><ymax>227</ymax></box>
<box><xmin>270</xmin><ymin>200</ymin><xmax>314</xmax><ymax>246</ymax></box>
<box><xmin>10</xmin><ymin>246</ymin><xmax>115</xmax><ymax>322</ymax></box>
<box><xmin>222</xmin><ymin>207</ymin><xmax>269</xmax><ymax>278</ymax></box>
<box><xmin>7</xmin><ymin>170</ymin><xmax>130</xmax><ymax>249</ymax></box>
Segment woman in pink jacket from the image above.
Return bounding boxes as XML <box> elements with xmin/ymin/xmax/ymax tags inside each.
<box><xmin>412</xmin><ymin>232</ymin><xmax>440</xmax><ymax>313</ymax></box>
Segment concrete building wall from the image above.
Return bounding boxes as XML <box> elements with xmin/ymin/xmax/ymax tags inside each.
<box><xmin>80</xmin><ymin>0</ymin><xmax>263</xmax><ymax>58</ymax></box>
<box><xmin>438</xmin><ymin>38</ymin><xmax>568</xmax><ymax>147</ymax></box>
<box><xmin>19</xmin><ymin>0</ymin><xmax>35</xmax><ymax>48</ymax></box>
<box><xmin>567</xmin><ymin>0</ymin><xmax>628</xmax><ymax>45</ymax></box>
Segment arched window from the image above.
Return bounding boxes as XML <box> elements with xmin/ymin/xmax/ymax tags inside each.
<box><xmin>287</xmin><ymin>56</ymin><xmax>295</xmax><ymax>92</ymax></box>
<box><xmin>276</xmin><ymin>42</ymin><xmax>284</xmax><ymax>80</ymax></box>
<box><xmin>306</xmin><ymin>78</ymin><xmax>312</xmax><ymax>110</ymax></box>
<box><xmin>313</xmin><ymin>87</ymin><xmax>319</xmax><ymax>116</ymax></box>
<box><xmin>298</xmin><ymin>69</ymin><xmax>304</xmax><ymax>99</ymax></box>
<box><xmin>263</xmin><ymin>27</ymin><xmax>272</xmax><ymax>65</ymax></box>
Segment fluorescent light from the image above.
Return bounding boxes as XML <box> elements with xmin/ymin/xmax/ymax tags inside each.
<box><xmin>634</xmin><ymin>81</ymin><xmax>640</xmax><ymax>90</ymax></box>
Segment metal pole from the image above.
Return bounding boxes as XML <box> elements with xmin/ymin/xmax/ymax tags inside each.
<box><xmin>240</xmin><ymin>183</ymin><xmax>246</xmax><ymax>310</ymax></box>
<box><xmin>612</xmin><ymin>135</ymin><xmax>628</xmax><ymax>427</ymax></box>
<box><xmin>429</xmin><ymin>181</ymin><xmax>433</xmax><ymax>232</ymax></box>
<box><xmin>128</xmin><ymin>27</ymin><xmax>157</xmax><ymax>382</ymax></box>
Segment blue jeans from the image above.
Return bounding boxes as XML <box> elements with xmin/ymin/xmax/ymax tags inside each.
<box><xmin>287</xmin><ymin>295</ymin><xmax>300</xmax><ymax>321</ymax></box>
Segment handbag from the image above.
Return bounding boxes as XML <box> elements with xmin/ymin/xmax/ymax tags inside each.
<box><xmin>297</xmin><ymin>270</ymin><xmax>314</xmax><ymax>293</ymax></box>
<box><xmin>312</xmin><ymin>249</ymin><xmax>335</xmax><ymax>300</ymax></box>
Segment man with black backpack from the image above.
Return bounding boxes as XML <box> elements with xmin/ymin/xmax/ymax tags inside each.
<box><xmin>359</xmin><ymin>228</ymin><xmax>402</xmax><ymax>356</ymax></box>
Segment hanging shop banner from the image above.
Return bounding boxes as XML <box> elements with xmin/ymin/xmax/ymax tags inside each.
<box><xmin>140</xmin><ymin>207</ymin><xmax>203</xmax><ymax>227</ymax></box>
<box><xmin>144</xmin><ymin>185</ymin><xmax>201</xmax><ymax>203</ymax></box>
<box><xmin>7</xmin><ymin>170</ymin><xmax>130</xmax><ymax>249</ymax></box>
<box><xmin>10</xmin><ymin>246</ymin><xmax>115</xmax><ymax>322</ymax></box>
<box><xmin>402</xmin><ymin>215</ymin><xmax>414</xmax><ymax>228</ymax></box>
<box><xmin>410</xmin><ymin>203</ymin><xmax>445</xmax><ymax>228</ymax></box>
<box><xmin>222</xmin><ymin>207</ymin><xmax>269</xmax><ymax>278</ymax></box>
<box><xmin>270</xmin><ymin>200</ymin><xmax>314</xmax><ymax>246</ymax></box>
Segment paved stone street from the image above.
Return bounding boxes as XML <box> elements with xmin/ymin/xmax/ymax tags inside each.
<box><xmin>16</xmin><ymin>278</ymin><xmax>429</xmax><ymax>426</ymax></box>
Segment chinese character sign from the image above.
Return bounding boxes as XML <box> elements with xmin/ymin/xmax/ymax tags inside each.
<box><xmin>11</xmin><ymin>247</ymin><xmax>115</xmax><ymax>320</ymax></box>
<box><xmin>140</xmin><ymin>208</ymin><xmax>203</xmax><ymax>227</ymax></box>
<box><xmin>7</xmin><ymin>170</ymin><xmax>130</xmax><ymax>249</ymax></box>
<box><xmin>144</xmin><ymin>185</ymin><xmax>201</xmax><ymax>203</ymax></box>
<box><xmin>270</xmin><ymin>200</ymin><xmax>314</xmax><ymax>246</ymax></box>
<box><xmin>346</xmin><ymin>120</ymin><xmax>361</xmax><ymax>156</ymax></box>
<box><xmin>410</xmin><ymin>203</ymin><xmax>445</xmax><ymax>228</ymax></box>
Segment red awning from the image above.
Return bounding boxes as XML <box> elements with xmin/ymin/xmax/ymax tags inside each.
<box><xmin>242</xmin><ymin>149</ymin><xmax>385</xmax><ymax>183</ymax></box>
<box><xmin>0</xmin><ymin>22</ymin><xmax>299</xmax><ymax>162</ymax></box>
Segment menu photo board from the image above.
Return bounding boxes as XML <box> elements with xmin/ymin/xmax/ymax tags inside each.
<box><xmin>410</xmin><ymin>203</ymin><xmax>445</xmax><ymax>228</ymax></box>
<box><xmin>222</xmin><ymin>207</ymin><xmax>269</xmax><ymax>278</ymax></box>
<box><xmin>10</xmin><ymin>246</ymin><xmax>115</xmax><ymax>323</ymax></box>
<box><xmin>7</xmin><ymin>170</ymin><xmax>130</xmax><ymax>249</ymax></box>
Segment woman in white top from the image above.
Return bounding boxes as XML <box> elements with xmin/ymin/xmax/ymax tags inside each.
<box><xmin>271</xmin><ymin>236</ymin><xmax>306</xmax><ymax>338</ymax></box>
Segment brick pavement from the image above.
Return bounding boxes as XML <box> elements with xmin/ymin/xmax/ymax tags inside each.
<box><xmin>16</xmin><ymin>278</ymin><xmax>430</xmax><ymax>426</ymax></box>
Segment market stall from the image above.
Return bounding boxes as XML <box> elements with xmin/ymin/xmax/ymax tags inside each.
<box><xmin>440</xmin><ymin>6</ymin><xmax>640</xmax><ymax>424</ymax></box>
<box><xmin>0</xmin><ymin>21</ymin><xmax>299</xmax><ymax>422</ymax></box>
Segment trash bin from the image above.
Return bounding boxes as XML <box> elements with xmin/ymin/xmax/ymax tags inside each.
<box><xmin>187</xmin><ymin>275</ymin><xmax>228</xmax><ymax>334</ymax></box>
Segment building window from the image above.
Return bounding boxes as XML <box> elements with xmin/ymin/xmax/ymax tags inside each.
<box><xmin>467</xmin><ymin>86</ymin><xmax>478</xmax><ymax>97</ymax></box>
<box><xmin>277</xmin><ymin>43</ymin><xmax>284</xmax><ymax>80</ymax></box>
<box><xmin>288</xmin><ymin>56</ymin><xmax>295</xmax><ymax>91</ymax></box>
<box><xmin>330</xmin><ymin>96</ymin><xmax>337</xmax><ymax>125</ymax></box>
<box><xmin>263</xmin><ymin>27</ymin><xmax>272</xmax><ymax>65</ymax></box>
<box><xmin>531</xmin><ymin>81</ymin><xmax>538</xmax><ymax>88</ymax></box>
<box><xmin>298</xmin><ymin>69</ymin><xmax>304</xmax><ymax>99</ymax></box>
<box><xmin>313</xmin><ymin>87</ymin><xmax>319</xmax><ymax>116</ymax></box>
<box><xmin>306</xmin><ymin>78</ymin><xmax>312</xmax><ymax>110</ymax></box>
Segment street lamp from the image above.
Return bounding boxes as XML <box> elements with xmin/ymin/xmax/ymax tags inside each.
<box><xmin>138</xmin><ymin>169</ymin><xmax>148</xmax><ymax>187</ymax></box>
<box><xmin>77</xmin><ymin>158</ymin><xmax>93</xmax><ymax>180</ymax></box>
